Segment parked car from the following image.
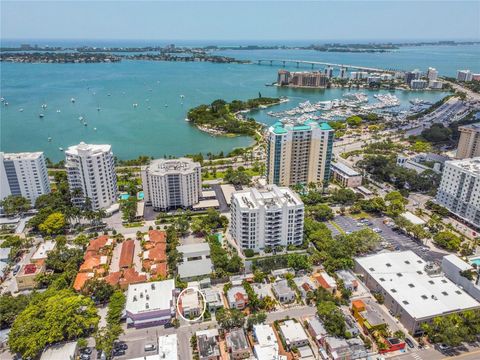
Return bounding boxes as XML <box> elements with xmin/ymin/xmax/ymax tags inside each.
<box><xmin>112</xmin><ymin>349</ymin><xmax>125</xmax><ymax>357</ymax></box>
<box><xmin>114</xmin><ymin>342</ymin><xmax>128</xmax><ymax>350</ymax></box>
<box><xmin>12</xmin><ymin>264</ymin><xmax>20</xmax><ymax>275</ymax></box>
<box><xmin>405</xmin><ymin>338</ymin><xmax>415</xmax><ymax>348</ymax></box>
<box><xmin>144</xmin><ymin>344</ymin><xmax>156</xmax><ymax>352</ymax></box>
<box><xmin>80</xmin><ymin>354</ymin><xmax>90</xmax><ymax>360</ymax></box>
<box><xmin>80</xmin><ymin>348</ymin><xmax>92</xmax><ymax>355</ymax></box>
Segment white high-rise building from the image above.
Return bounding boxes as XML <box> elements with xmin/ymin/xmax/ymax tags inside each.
<box><xmin>457</xmin><ymin>70</ymin><xmax>473</xmax><ymax>82</ymax></box>
<box><xmin>427</xmin><ymin>67</ymin><xmax>438</xmax><ymax>81</ymax></box>
<box><xmin>266</xmin><ymin>119</ymin><xmax>334</xmax><ymax>187</ymax></box>
<box><xmin>141</xmin><ymin>158</ymin><xmax>201</xmax><ymax>211</ymax></box>
<box><xmin>65</xmin><ymin>142</ymin><xmax>117</xmax><ymax>210</ymax></box>
<box><xmin>230</xmin><ymin>185</ymin><xmax>304</xmax><ymax>250</ymax></box>
<box><xmin>436</xmin><ymin>158</ymin><xmax>480</xmax><ymax>227</ymax></box>
<box><xmin>0</xmin><ymin>152</ymin><xmax>50</xmax><ymax>204</ymax></box>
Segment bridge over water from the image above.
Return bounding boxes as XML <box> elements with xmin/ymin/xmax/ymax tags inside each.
<box><xmin>256</xmin><ymin>59</ymin><xmax>402</xmax><ymax>73</ymax></box>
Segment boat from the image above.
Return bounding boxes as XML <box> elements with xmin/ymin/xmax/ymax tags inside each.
<box><xmin>84</xmin><ymin>122</ymin><xmax>88</xmax><ymax>126</ymax></box>
<box><xmin>133</xmin><ymin>103</ymin><xmax>138</xmax><ymax>108</ymax></box>
<box><xmin>0</xmin><ymin>98</ymin><xmax>4</xmax><ymax>103</ymax></box>
<box><xmin>70</xmin><ymin>98</ymin><xmax>75</xmax><ymax>103</ymax></box>
<box><xmin>39</xmin><ymin>113</ymin><xmax>44</xmax><ymax>118</ymax></box>
<box><xmin>93</xmin><ymin>127</ymin><xmax>97</xmax><ymax>131</ymax></box>
<box><xmin>97</xmin><ymin>107</ymin><xmax>101</xmax><ymax>111</ymax></box>
<box><xmin>48</xmin><ymin>137</ymin><xmax>52</xmax><ymax>142</ymax></box>
<box><xmin>56</xmin><ymin>109</ymin><xmax>61</xmax><ymax>113</ymax></box>
<box><xmin>107</xmin><ymin>93</ymin><xmax>111</xmax><ymax>97</ymax></box>
<box><xmin>79</xmin><ymin>116</ymin><xmax>84</xmax><ymax>121</ymax></box>
<box><xmin>18</xmin><ymin>108</ymin><xmax>24</xmax><ymax>112</ymax></box>
<box><xmin>180</xmin><ymin>95</ymin><xmax>185</xmax><ymax>99</ymax></box>
<box><xmin>164</xmin><ymin>104</ymin><xmax>168</xmax><ymax>107</ymax></box>
<box><xmin>59</xmin><ymin>147</ymin><xmax>63</xmax><ymax>151</ymax></box>
<box><xmin>41</xmin><ymin>104</ymin><xmax>47</xmax><ymax>109</ymax></box>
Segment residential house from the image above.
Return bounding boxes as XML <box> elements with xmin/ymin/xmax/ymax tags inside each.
<box><xmin>336</xmin><ymin>270</ymin><xmax>358</xmax><ymax>292</ymax></box>
<box><xmin>272</xmin><ymin>279</ymin><xmax>296</xmax><ymax>303</ymax></box>
<box><xmin>314</xmin><ymin>272</ymin><xmax>337</xmax><ymax>293</ymax></box>
<box><xmin>180</xmin><ymin>288</ymin><xmax>202</xmax><ymax>318</ymax></box>
<box><xmin>305</xmin><ymin>316</ymin><xmax>328</xmax><ymax>346</ymax></box>
<box><xmin>227</xmin><ymin>286</ymin><xmax>248</xmax><ymax>310</ymax></box>
<box><xmin>30</xmin><ymin>240</ymin><xmax>56</xmax><ymax>264</ymax></box>
<box><xmin>252</xmin><ymin>283</ymin><xmax>270</xmax><ymax>299</ymax></box>
<box><xmin>119</xmin><ymin>239</ymin><xmax>135</xmax><ymax>269</ymax></box>
<box><xmin>202</xmin><ymin>288</ymin><xmax>224</xmax><ymax>312</ymax></box>
<box><xmin>15</xmin><ymin>263</ymin><xmax>45</xmax><ymax>290</ymax></box>
<box><xmin>279</xmin><ymin>320</ymin><xmax>309</xmax><ymax>349</ymax></box>
<box><xmin>196</xmin><ymin>329</ymin><xmax>221</xmax><ymax>360</ymax></box>
<box><xmin>226</xmin><ymin>329</ymin><xmax>251</xmax><ymax>359</ymax></box>
<box><xmin>351</xmin><ymin>299</ymin><xmax>386</xmax><ymax>333</ymax></box>
<box><xmin>293</xmin><ymin>276</ymin><xmax>317</xmax><ymax>298</ymax></box>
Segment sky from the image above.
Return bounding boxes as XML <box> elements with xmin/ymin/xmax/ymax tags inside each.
<box><xmin>1</xmin><ymin>1</ymin><xmax>479</xmax><ymax>42</ymax></box>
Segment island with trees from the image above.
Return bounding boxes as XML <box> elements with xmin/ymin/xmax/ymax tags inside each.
<box><xmin>186</xmin><ymin>97</ymin><xmax>281</xmax><ymax>136</ymax></box>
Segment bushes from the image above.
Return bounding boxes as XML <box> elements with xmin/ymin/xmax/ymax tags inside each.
<box><xmin>433</xmin><ymin>231</ymin><xmax>463</xmax><ymax>251</ymax></box>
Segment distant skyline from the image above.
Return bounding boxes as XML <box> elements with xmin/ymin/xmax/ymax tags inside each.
<box><xmin>1</xmin><ymin>1</ymin><xmax>479</xmax><ymax>42</ymax></box>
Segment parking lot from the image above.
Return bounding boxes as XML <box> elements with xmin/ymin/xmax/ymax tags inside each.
<box><xmin>331</xmin><ymin>216</ymin><xmax>446</xmax><ymax>263</ymax></box>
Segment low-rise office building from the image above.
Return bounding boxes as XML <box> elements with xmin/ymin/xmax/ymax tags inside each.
<box><xmin>331</xmin><ymin>162</ymin><xmax>362</xmax><ymax>188</ymax></box>
<box><xmin>355</xmin><ymin>251</ymin><xmax>480</xmax><ymax>335</ymax></box>
<box><xmin>230</xmin><ymin>185</ymin><xmax>304</xmax><ymax>251</ymax></box>
<box><xmin>125</xmin><ymin>279</ymin><xmax>176</xmax><ymax>328</ymax></box>
<box><xmin>442</xmin><ymin>255</ymin><xmax>480</xmax><ymax>302</ymax></box>
<box><xmin>141</xmin><ymin>158</ymin><xmax>201</xmax><ymax>211</ymax></box>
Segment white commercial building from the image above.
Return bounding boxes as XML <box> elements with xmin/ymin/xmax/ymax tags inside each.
<box><xmin>230</xmin><ymin>185</ymin><xmax>304</xmax><ymax>250</ymax></box>
<box><xmin>355</xmin><ymin>251</ymin><xmax>480</xmax><ymax>335</ymax></box>
<box><xmin>429</xmin><ymin>80</ymin><xmax>444</xmax><ymax>89</ymax></box>
<box><xmin>279</xmin><ymin>320</ymin><xmax>310</xmax><ymax>348</ymax></box>
<box><xmin>410</xmin><ymin>79</ymin><xmax>428</xmax><ymax>89</ymax></box>
<box><xmin>457</xmin><ymin>70</ymin><xmax>473</xmax><ymax>82</ymax></box>
<box><xmin>436</xmin><ymin>158</ymin><xmax>480</xmax><ymax>227</ymax></box>
<box><xmin>427</xmin><ymin>67</ymin><xmax>438</xmax><ymax>81</ymax></box>
<box><xmin>266</xmin><ymin>119</ymin><xmax>334</xmax><ymax>187</ymax></box>
<box><xmin>442</xmin><ymin>255</ymin><xmax>480</xmax><ymax>302</ymax></box>
<box><xmin>253</xmin><ymin>324</ymin><xmax>287</xmax><ymax>360</ymax></box>
<box><xmin>0</xmin><ymin>152</ymin><xmax>50</xmax><ymax>204</ymax></box>
<box><xmin>331</xmin><ymin>162</ymin><xmax>362</xmax><ymax>188</ymax></box>
<box><xmin>141</xmin><ymin>158</ymin><xmax>201</xmax><ymax>211</ymax></box>
<box><xmin>177</xmin><ymin>243</ymin><xmax>213</xmax><ymax>280</ymax></box>
<box><xmin>65</xmin><ymin>142</ymin><xmax>117</xmax><ymax>210</ymax></box>
<box><xmin>125</xmin><ymin>279</ymin><xmax>176</xmax><ymax>328</ymax></box>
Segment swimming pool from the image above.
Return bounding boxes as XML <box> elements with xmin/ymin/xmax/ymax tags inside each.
<box><xmin>138</xmin><ymin>191</ymin><xmax>144</xmax><ymax>200</ymax></box>
<box><xmin>119</xmin><ymin>193</ymin><xmax>129</xmax><ymax>200</ymax></box>
<box><xmin>470</xmin><ymin>257</ymin><xmax>480</xmax><ymax>266</ymax></box>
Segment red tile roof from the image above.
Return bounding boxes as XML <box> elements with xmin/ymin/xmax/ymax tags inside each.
<box><xmin>146</xmin><ymin>243</ymin><xmax>167</xmax><ymax>263</ymax></box>
<box><xmin>151</xmin><ymin>262</ymin><xmax>168</xmax><ymax>278</ymax></box>
<box><xmin>104</xmin><ymin>271</ymin><xmax>122</xmax><ymax>287</ymax></box>
<box><xmin>73</xmin><ymin>272</ymin><xmax>93</xmax><ymax>291</ymax></box>
<box><xmin>119</xmin><ymin>240</ymin><xmax>135</xmax><ymax>268</ymax></box>
<box><xmin>119</xmin><ymin>268</ymin><xmax>147</xmax><ymax>289</ymax></box>
<box><xmin>314</xmin><ymin>274</ymin><xmax>331</xmax><ymax>289</ymax></box>
<box><xmin>86</xmin><ymin>235</ymin><xmax>111</xmax><ymax>253</ymax></box>
<box><xmin>80</xmin><ymin>254</ymin><xmax>102</xmax><ymax>272</ymax></box>
<box><xmin>148</xmin><ymin>230</ymin><xmax>167</xmax><ymax>244</ymax></box>
<box><xmin>234</xmin><ymin>292</ymin><xmax>246</xmax><ymax>302</ymax></box>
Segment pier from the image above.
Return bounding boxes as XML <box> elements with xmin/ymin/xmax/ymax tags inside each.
<box><xmin>256</xmin><ymin>59</ymin><xmax>401</xmax><ymax>73</ymax></box>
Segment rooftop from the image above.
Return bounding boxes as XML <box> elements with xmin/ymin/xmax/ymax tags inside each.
<box><xmin>280</xmin><ymin>320</ymin><xmax>309</xmax><ymax>343</ymax></box>
<box><xmin>143</xmin><ymin>157</ymin><xmax>200</xmax><ymax>176</ymax></box>
<box><xmin>446</xmin><ymin>157</ymin><xmax>480</xmax><ymax>175</ymax></box>
<box><xmin>40</xmin><ymin>341</ymin><xmax>77</xmax><ymax>360</ymax></box>
<box><xmin>355</xmin><ymin>251</ymin><xmax>480</xmax><ymax>320</ymax></box>
<box><xmin>272</xmin><ymin>279</ymin><xmax>294</xmax><ymax>296</ymax></box>
<box><xmin>196</xmin><ymin>329</ymin><xmax>220</xmax><ymax>358</ymax></box>
<box><xmin>331</xmin><ymin>162</ymin><xmax>360</xmax><ymax>177</ymax></box>
<box><xmin>31</xmin><ymin>240</ymin><xmax>56</xmax><ymax>261</ymax></box>
<box><xmin>226</xmin><ymin>329</ymin><xmax>249</xmax><ymax>352</ymax></box>
<box><xmin>232</xmin><ymin>185</ymin><xmax>303</xmax><ymax>210</ymax></box>
<box><xmin>176</xmin><ymin>242</ymin><xmax>211</xmax><ymax>257</ymax></box>
<box><xmin>227</xmin><ymin>286</ymin><xmax>248</xmax><ymax>304</ymax></box>
<box><xmin>65</xmin><ymin>142</ymin><xmax>111</xmax><ymax>156</ymax></box>
<box><xmin>269</xmin><ymin>119</ymin><xmax>332</xmax><ymax>135</ymax></box>
<box><xmin>125</xmin><ymin>279</ymin><xmax>175</xmax><ymax>315</ymax></box>
<box><xmin>3</xmin><ymin>151</ymin><xmax>44</xmax><ymax>161</ymax></box>
<box><xmin>119</xmin><ymin>240</ymin><xmax>135</xmax><ymax>268</ymax></box>
<box><xmin>178</xmin><ymin>258</ymin><xmax>213</xmax><ymax>279</ymax></box>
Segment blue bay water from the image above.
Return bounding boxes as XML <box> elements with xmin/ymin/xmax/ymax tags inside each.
<box><xmin>1</xmin><ymin>45</ymin><xmax>479</xmax><ymax>161</ymax></box>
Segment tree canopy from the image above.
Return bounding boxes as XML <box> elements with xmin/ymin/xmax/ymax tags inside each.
<box><xmin>0</xmin><ymin>195</ymin><xmax>30</xmax><ymax>216</ymax></box>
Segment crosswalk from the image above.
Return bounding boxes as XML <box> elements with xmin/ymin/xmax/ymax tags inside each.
<box><xmin>410</xmin><ymin>352</ymin><xmax>423</xmax><ymax>360</ymax></box>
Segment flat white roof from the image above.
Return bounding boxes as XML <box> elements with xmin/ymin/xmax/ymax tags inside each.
<box><xmin>201</xmin><ymin>190</ymin><xmax>216</xmax><ymax>198</ymax></box>
<box><xmin>177</xmin><ymin>242</ymin><xmax>210</xmax><ymax>257</ymax></box>
<box><xmin>444</xmin><ymin>254</ymin><xmax>473</xmax><ymax>272</ymax></box>
<box><xmin>279</xmin><ymin>320</ymin><xmax>309</xmax><ymax>343</ymax></box>
<box><xmin>220</xmin><ymin>184</ymin><xmax>236</xmax><ymax>205</ymax></box>
<box><xmin>401</xmin><ymin>211</ymin><xmax>426</xmax><ymax>225</ymax></box>
<box><xmin>144</xmin><ymin>157</ymin><xmax>200</xmax><ymax>176</ymax></box>
<box><xmin>332</xmin><ymin>162</ymin><xmax>360</xmax><ymax>177</ymax></box>
<box><xmin>65</xmin><ymin>142</ymin><xmax>111</xmax><ymax>156</ymax></box>
<box><xmin>40</xmin><ymin>341</ymin><xmax>77</xmax><ymax>360</ymax></box>
<box><xmin>31</xmin><ymin>240</ymin><xmax>56</xmax><ymax>261</ymax></box>
<box><xmin>178</xmin><ymin>259</ymin><xmax>213</xmax><ymax>279</ymax></box>
<box><xmin>129</xmin><ymin>334</ymin><xmax>177</xmax><ymax>360</ymax></box>
<box><xmin>193</xmin><ymin>199</ymin><xmax>219</xmax><ymax>209</ymax></box>
<box><xmin>125</xmin><ymin>279</ymin><xmax>175</xmax><ymax>315</ymax></box>
<box><xmin>355</xmin><ymin>251</ymin><xmax>480</xmax><ymax>320</ymax></box>
<box><xmin>232</xmin><ymin>185</ymin><xmax>303</xmax><ymax>210</ymax></box>
<box><xmin>3</xmin><ymin>151</ymin><xmax>44</xmax><ymax>160</ymax></box>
